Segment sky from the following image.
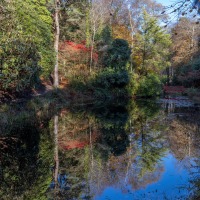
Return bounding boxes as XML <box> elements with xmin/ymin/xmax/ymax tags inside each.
<box><xmin>155</xmin><ymin>0</ymin><xmax>181</xmax><ymax>24</ymax></box>
<box><xmin>155</xmin><ymin>0</ymin><xmax>198</xmax><ymax>23</ymax></box>
<box><xmin>156</xmin><ymin>0</ymin><xmax>174</xmax><ymax>7</ymax></box>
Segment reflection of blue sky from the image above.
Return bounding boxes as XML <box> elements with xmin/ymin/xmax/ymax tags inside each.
<box><xmin>95</xmin><ymin>152</ymin><xmax>194</xmax><ymax>200</ymax></box>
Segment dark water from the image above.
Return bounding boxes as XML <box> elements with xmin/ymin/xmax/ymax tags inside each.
<box><xmin>0</xmin><ymin>97</ymin><xmax>200</xmax><ymax>200</ymax></box>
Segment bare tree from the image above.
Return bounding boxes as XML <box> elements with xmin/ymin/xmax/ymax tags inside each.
<box><xmin>171</xmin><ymin>17</ymin><xmax>200</xmax><ymax>67</ymax></box>
<box><xmin>127</xmin><ymin>0</ymin><xmax>165</xmax><ymax>32</ymax></box>
<box><xmin>88</xmin><ymin>0</ymin><xmax>112</xmax><ymax>72</ymax></box>
<box><xmin>53</xmin><ymin>0</ymin><xmax>79</xmax><ymax>87</ymax></box>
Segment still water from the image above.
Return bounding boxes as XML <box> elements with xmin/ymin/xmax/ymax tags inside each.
<box><xmin>0</xmin><ymin>97</ymin><xmax>200</xmax><ymax>200</ymax></box>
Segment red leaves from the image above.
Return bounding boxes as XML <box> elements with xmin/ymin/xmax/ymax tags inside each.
<box><xmin>61</xmin><ymin>141</ymin><xmax>89</xmax><ymax>150</ymax></box>
<box><xmin>59</xmin><ymin>40</ymin><xmax>98</xmax><ymax>61</ymax></box>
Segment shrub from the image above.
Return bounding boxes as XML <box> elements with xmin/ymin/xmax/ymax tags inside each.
<box><xmin>0</xmin><ymin>38</ymin><xmax>40</xmax><ymax>92</ymax></box>
<box><xmin>175</xmin><ymin>57</ymin><xmax>200</xmax><ymax>87</ymax></box>
<box><xmin>94</xmin><ymin>68</ymin><xmax>130</xmax><ymax>89</ymax></box>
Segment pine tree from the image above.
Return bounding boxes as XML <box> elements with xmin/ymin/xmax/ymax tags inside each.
<box><xmin>134</xmin><ymin>10</ymin><xmax>171</xmax><ymax>76</ymax></box>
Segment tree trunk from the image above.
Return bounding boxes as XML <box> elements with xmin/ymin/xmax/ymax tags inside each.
<box><xmin>54</xmin><ymin>0</ymin><xmax>60</xmax><ymax>88</ymax></box>
<box><xmin>54</xmin><ymin>115</ymin><xmax>59</xmax><ymax>185</ymax></box>
<box><xmin>90</xmin><ymin>27</ymin><xmax>96</xmax><ymax>73</ymax></box>
<box><xmin>128</xmin><ymin>9</ymin><xmax>134</xmax><ymax>73</ymax></box>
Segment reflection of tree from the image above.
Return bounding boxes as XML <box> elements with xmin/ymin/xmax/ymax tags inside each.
<box><xmin>138</xmin><ymin>130</ymin><xmax>167</xmax><ymax>177</ymax></box>
<box><xmin>46</xmin><ymin>110</ymin><xmax>99</xmax><ymax>200</ymax></box>
<box><xmin>46</xmin><ymin>101</ymin><xmax>131</xmax><ymax>199</ymax></box>
<box><xmin>53</xmin><ymin>99</ymin><xmax>169</xmax><ymax>199</ymax></box>
<box><xmin>0</xmin><ymin>108</ymin><xmax>54</xmax><ymax>200</ymax></box>
<box><xmin>168</xmin><ymin>115</ymin><xmax>200</xmax><ymax>160</ymax></box>
<box><xmin>4</xmin><ymin>97</ymin><xmax>199</xmax><ymax>199</ymax></box>
<box><xmin>189</xmin><ymin>157</ymin><xmax>200</xmax><ymax>199</ymax></box>
<box><xmin>126</xmin><ymin>100</ymin><xmax>168</xmax><ymax>178</ymax></box>
<box><xmin>166</xmin><ymin>109</ymin><xmax>200</xmax><ymax>199</ymax></box>
<box><xmin>52</xmin><ymin>115</ymin><xmax>60</xmax><ymax>196</ymax></box>
<box><xmin>92</xmin><ymin>103</ymin><xmax>130</xmax><ymax>156</ymax></box>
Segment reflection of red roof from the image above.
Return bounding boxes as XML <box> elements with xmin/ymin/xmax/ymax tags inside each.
<box><xmin>60</xmin><ymin>140</ymin><xmax>89</xmax><ymax>150</ymax></box>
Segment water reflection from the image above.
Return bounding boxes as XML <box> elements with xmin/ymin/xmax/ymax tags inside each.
<box><xmin>0</xmin><ymin>103</ymin><xmax>54</xmax><ymax>199</ymax></box>
<box><xmin>0</xmin><ymin>98</ymin><xmax>200</xmax><ymax>199</ymax></box>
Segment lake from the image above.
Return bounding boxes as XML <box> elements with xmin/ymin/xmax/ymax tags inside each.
<box><xmin>0</xmin><ymin>96</ymin><xmax>200</xmax><ymax>200</ymax></box>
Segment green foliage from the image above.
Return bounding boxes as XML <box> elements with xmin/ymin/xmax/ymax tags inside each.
<box><xmin>99</xmin><ymin>25</ymin><xmax>112</xmax><ymax>45</ymax></box>
<box><xmin>136</xmin><ymin>100</ymin><xmax>161</xmax><ymax>119</ymax></box>
<box><xmin>0</xmin><ymin>99</ymin><xmax>55</xmax><ymax>200</ymax></box>
<box><xmin>134</xmin><ymin>10</ymin><xmax>171</xmax><ymax>75</ymax></box>
<box><xmin>59</xmin><ymin>2</ymin><xmax>87</xmax><ymax>42</ymax></box>
<box><xmin>175</xmin><ymin>57</ymin><xmax>200</xmax><ymax>87</ymax></box>
<box><xmin>12</xmin><ymin>0</ymin><xmax>54</xmax><ymax>76</ymax></box>
<box><xmin>0</xmin><ymin>0</ymin><xmax>54</xmax><ymax>93</ymax></box>
<box><xmin>0</xmin><ymin>38</ymin><xmax>40</xmax><ymax>92</ymax></box>
<box><xmin>177</xmin><ymin>57</ymin><xmax>200</xmax><ymax>73</ymax></box>
<box><xmin>86</xmin><ymin>7</ymin><xmax>91</xmax><ymax>46</ymax></box>
<box><xmin>103</xmin><ymin>39</ymin><xmax>131</xmax><ymax>69</ymax></box>
<box><xmin>94</xmin><ymin>68</ymin><xmax>130</xmax><ymax>89</ymax></box>
<box><xmin>137</xmin><ymin>74</ymin><xmax>162</xmax><ymax>97</ymax></box>
<box><xmin>126</xmin><ymin>73</ymin><xmax>140</xmax><ymax>97</ymax></box>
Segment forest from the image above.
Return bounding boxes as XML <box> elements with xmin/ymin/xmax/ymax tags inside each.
<box><xmin>1</xmin><ymin>0</ymin><xmax>200</xmax><ymax>200</ymax></box>
<box><xmin>0</xmin><ymin>0</ymin><xmax>200</xmax><ymax>101</ymax></box>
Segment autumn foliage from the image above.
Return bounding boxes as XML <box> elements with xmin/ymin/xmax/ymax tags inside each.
<box><xmin>59</xmin><ymin>41</ymin><xmax>98</xmax><ymax>62</ymax></box>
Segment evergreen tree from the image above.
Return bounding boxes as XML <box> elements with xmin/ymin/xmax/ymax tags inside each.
<box><xmin>134</xmin><ymin>10</ymin><xmax>171</xmax><ymax>76</ymax></box>
<box><xmin>104</xmin><ymin>39</ymin><xmax>131</xmax><ymax>70</ymax></box>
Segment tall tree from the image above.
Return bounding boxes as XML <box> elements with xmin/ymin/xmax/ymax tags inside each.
<box><xmin>54</xmin><ymin>0</ymin><xmax>60</xmax><ymax>88</ymax></box>
<box><xmin>53</xmin><ymin>0</ymin><xmax>79</xmax><ymax>87</ymax></box>
<box><xmin>133</xmin><ymin>10</ymin><xmax>171</xmax><ymax>75</ymax></box>
<box><xmin>127</xmin><ymin>0</ymin><xmax>166</xmax><ymax>33</ymax></box>
<box><xmin>171</xmin><ymin>17</ymin><xmax>200</xmax><ymax>67</ymax></box>
<box><xmin>87</xmin><ymin>0</ymin><xmax>112</xmax><ymax>71</ymax></box>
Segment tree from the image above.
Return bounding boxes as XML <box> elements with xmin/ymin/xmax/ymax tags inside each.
<box><xmin>87</xmin><ymin>0</ymin><xmax>112</xmax><ymax>71</ymax></box>
<box><xmin>170</xmin><ymin>17</ymin><xmax>200</xmax><ymax>86</ymax></box>
<box><xmin>133</xmin><ymin>10</ymin><xmax>171</xmax><ymax>76</ymax></box>
<box><xmin>0</xmin><ymin>105</ymin><xmax>54</xmax><ymax>200</ymax></box>
<box><xmin>13</xmin><ymin>0</ymin><xmax>54</xmax><ymax>76</ymax></box>
<box><xmin>59</xmin><ymin>2</ymin><xmax>86</xmax><ymax>42</ymax></box>
<box><xmin>54</xmin><ymin>0</ymin><xmax>60</xmax><ymax>88</ymax></box>
<box><xmin>171</xmin><ymin>17</ymin><xmax>200</xmax><ymax>67</ymax></box>
<box><xmin>52</xmin><ymin>0</ymin><xmax>80</xmax><ymax>87</ymax></box>
<box><xmin>103</xmin><ymin>39</ymin><xmax>131</xmax><ymax>70</ymax></box>
<box><xmin>127</xmin><ymin>0</ymin><xmax>166</xmax><ymax>31</ymax></box>
<box><xmin>0</xmin><ymin>0</ymin><xmax>54</xmax><ymax>93</ymax></box>
<box><xmin>0</xmin><ymin>38</ymin><xmax>40</xmax><ymax>93</ymax></box>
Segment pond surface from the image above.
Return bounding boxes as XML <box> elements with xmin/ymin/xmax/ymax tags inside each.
<box><xmin>0</xmin><ymin>97</ymin><xmax>200</xmax><ymax>200</ymax></box>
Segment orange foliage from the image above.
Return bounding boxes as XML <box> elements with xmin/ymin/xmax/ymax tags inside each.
<box><xmin>112</xmin><ymin>25</ymin><xmax>132</xmax><ymax>44</ymax></box>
